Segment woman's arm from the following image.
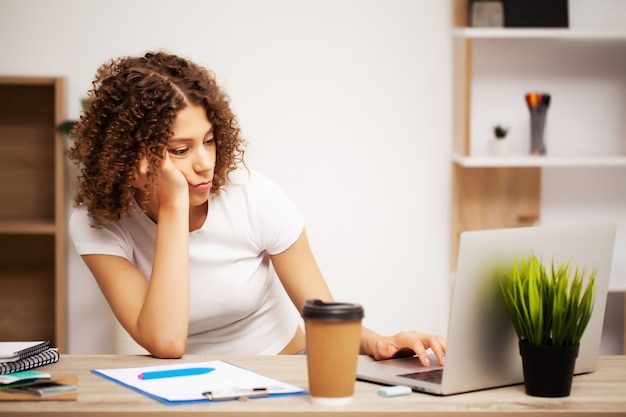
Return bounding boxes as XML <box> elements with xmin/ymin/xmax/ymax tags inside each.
<box><xmin>82</xmin><ymin>155</ymin><xmax>192</xmax><ymax>359</ymax></box>
<box><xmin>270</xmin><ymin>229</ymin><xmax>446</xmax><ymax>365</ymax></box>
<box><xmin>81</xmin><ymin>198</ymin><xmax>190</xmax><ymax>358</ymax></box>
<box><xmin>270</xmin><ymin>229</ymin><xmax>334</xmax><ymax>309</ymax></box>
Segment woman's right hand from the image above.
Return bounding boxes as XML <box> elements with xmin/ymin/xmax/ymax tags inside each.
<box><xmin>135</xmin><ymin>151</ymin><xmax>189</xmax><ymax>209</ymax></box>
<box><xmin>156</xmin><ymin>151</ymin><xmax>189</xmax><ymax>208</ymax></box>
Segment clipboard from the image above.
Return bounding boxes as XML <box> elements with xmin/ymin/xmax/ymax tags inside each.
<box><xmin>92</xmin><ymin>360</ymin><xmax>306</xmax><ymax>405</ymax></box>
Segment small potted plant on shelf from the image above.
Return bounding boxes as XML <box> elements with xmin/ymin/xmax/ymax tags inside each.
<box><xmin>494</xmin><ymin>124</ymin><xmax>508</xmax><ymax>140</ymax></box>
<box><xmin>488</xmin><ymin>124</ymin><xmax>509</xmax><ymax>156</ymax></box>
<box><xmin>497</xmin><ymin>254</ymin><xmax>596</xmax><ymax>397</ymax></box>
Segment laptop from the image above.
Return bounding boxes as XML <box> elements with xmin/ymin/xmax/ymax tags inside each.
<box><xmin>357</xmin><ymin>222</ymin><xmax>617</xmax><ymax>395</ymax></box>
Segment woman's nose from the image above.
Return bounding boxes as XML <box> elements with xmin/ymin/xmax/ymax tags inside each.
<box><xmin>194</xmin><ymin>146</ymin><xmax>215</xmax><ymax>172</ymax></box>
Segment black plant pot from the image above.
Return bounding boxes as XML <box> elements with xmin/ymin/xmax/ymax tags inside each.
<box><xmin>519</xmin><ymin>341</ymin><xmax>579</xmax><ymax>397</ymax></box>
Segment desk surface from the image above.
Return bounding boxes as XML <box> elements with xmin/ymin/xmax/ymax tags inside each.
<box><xmin>2</xmin><ymin>355</ymin><xmax>625</xmax><ymax>417</ymax></box>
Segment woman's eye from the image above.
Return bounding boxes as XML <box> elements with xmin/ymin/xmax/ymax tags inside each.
<box><xmin>204</xmin><ymin>137</ymin><xmax>216</xmax><ymax>146</ymax></box>
<box><xmin>169</xmin><ymin>147</ymin><xmax>189</xmax><ymax>156</ymax></box>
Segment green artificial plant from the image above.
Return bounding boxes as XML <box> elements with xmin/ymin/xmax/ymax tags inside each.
<box><xmin>498</xmin><ymin>254</ymin><xmax>596</xmax><ymax>347</ymax></box>
<box><xmin>56</xmin><ymin>120</ymin><xmax>76</xmax><ymax>135</ymax></box>
<box><xmin>56</xmin><ymin>98</ymin><xmax>89</xmax><ymax>135</ymax></box>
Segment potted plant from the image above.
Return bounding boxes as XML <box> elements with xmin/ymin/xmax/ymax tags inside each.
<box><xmin>488</xmin><ymin>124</ymin><xmax>509</xmax><ymax>156</ymax></box>
<box><xmin>494</xmin><ymin>125</ymin><xmax>508</xmax><ymax>140</ymax></box>
<box><xmin>497</xmin><ymin>253</ymin><xmax>596</xmax><ymax>397</ymax></box>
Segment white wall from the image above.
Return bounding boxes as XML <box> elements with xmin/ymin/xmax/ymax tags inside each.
<box><xmin>0</xmin><ymin>0</ymin><xmax>453</xmax><ymax>353</ymax></box>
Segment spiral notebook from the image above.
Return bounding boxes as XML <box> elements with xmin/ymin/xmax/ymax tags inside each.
<box><xmin>0</xmin><ymin>348</ymin><xmax>59</xmax><ymax>375</ymax></box>
<box><xmin>0</xmin><ymin>341</ymin><xmax>51</xmax><ymax>363</ymax></box>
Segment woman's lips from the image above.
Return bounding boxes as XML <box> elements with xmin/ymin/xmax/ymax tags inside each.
<box><xmin>194</xmin><ymin>181</ymin><xmax>212</xmax><ymax>192</ymax></box>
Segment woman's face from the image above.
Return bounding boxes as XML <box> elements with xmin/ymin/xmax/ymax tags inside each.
<box><xmin>167</xmin><ymin>104</ymin><xmax>216</xmax><ymax>207</ymax></box>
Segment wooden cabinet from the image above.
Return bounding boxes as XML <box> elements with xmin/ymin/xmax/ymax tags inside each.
<box><xmin>0</xmin><ymin>77</ymin><xmax>66</xmax><ymax>352</ymax></box>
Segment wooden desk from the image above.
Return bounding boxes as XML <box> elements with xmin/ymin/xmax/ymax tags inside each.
<box><xmin>2</xmin><ymin>355</ymin><xmax>625</xmax><ymax>416</ymax></box>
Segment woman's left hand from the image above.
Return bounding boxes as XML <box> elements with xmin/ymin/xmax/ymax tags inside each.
<box><xmin>366</xmin><ymin>330</ymin><xmax>447</xmax><ymax>367</ymax></box>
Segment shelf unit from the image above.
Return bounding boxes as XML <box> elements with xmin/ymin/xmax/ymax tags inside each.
<box><xmin>451</xmin><ymin>0</ymin><xmax>626</xmax><ymax>260</ymax></box>
<box><xmin>451</xmin><ymin>0</ymin><xmax>626</xmax><ymax>353</ymax></box>
<box><xmin>453</xmin><ymin>154</ymin><xmax>626</xmax><ymax>168</ymax></box>
<box><xmin>451</xmin><ymin>7</ymin><xmax>540</xmax><ymax>266</ymax></box>
<box><xmin>452</xmin><ymin>27</ymin><xmax>626</xmax><ymax>40</ymax></box>
<box><xmin>0</xmin><ymin>77</ymin><xmax>66</xmax><ymax>352</ymax></box>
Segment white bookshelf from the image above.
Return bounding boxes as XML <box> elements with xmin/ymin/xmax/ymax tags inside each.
<box><xmin>450</xmin><ymin>4</ymin><xmax>626</xmax><ymax>297</ymax></box>
<box><xmin>452</xmin><ymin>27</ymin><xmax>626</xmax><ymax>40</ymax></box>
<box><xmin>453</xmin><ymin>154</ymin><xmax>626</xmax><ymax>168</ymax></box>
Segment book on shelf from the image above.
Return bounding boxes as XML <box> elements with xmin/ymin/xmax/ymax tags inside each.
<box><xmin>0</xmin><ymin>341</ymin><xmax>51</xmax><ymax>363</ymax></box>
<box><xmin>0</xmin><ymin>348</ymin><xmax>59</xmax><ymax>375</ymax></box>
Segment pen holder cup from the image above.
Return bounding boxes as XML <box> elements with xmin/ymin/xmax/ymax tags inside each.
<box><xmin>530</xmin><ymin>112</ymin><xmax>547</xmax><ymax>155</ymax></box>
<box><xmin>301</xmin><ymin>300</ymin><xmax>364</xmax><ymax>405</ymax></box>
<box><xmin>526</xmin><ymin>92</ymin><xmax>550</xmax><ymax>156</ymax></box>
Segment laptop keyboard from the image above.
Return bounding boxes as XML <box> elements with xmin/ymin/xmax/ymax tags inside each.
<box><xmin>398</xmin><ymin>368</ymin><xmax>444</xmax><ymax>384</ymax></box>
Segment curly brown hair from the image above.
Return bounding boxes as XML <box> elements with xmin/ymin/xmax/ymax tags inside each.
<box><xmin>68</xmin><ymin>51</ymin><xmax>246</xmax><ymax>227</ymax></box>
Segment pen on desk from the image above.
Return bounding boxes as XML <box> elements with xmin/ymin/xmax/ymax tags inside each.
<box><xmin>137</xmin><ymin>367</ymin><xmax>215</xmax><ymax>380</ymax></box>
<box><xmin>203</xmin><ymin>387</ymin><xmax>269</xmax><ymax>401</ymax></box>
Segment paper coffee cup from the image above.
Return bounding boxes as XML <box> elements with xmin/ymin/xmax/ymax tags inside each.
<box><xmin>301</xmin><ymin>299</ymin><xmax>364</xmax><ymax>405</ymax></box>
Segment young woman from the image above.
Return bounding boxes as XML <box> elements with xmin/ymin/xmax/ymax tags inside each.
<box><xmin>68</xmin><ymin>51</ymin><xmax>446</xmax><ymax>365</ymax></box>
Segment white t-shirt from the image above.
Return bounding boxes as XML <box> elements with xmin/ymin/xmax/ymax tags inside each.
<box><xmin>70</xmin><ymin>169</ymin><xmax>304</xmax><ymax>354</ymax></box>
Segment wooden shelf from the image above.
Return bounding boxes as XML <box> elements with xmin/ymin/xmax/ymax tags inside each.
<box><xmin>0</xmin><ymin>220</ymin><xmax>57</xmax><ymax>234</ymax></box>
<box><xmin>0</xmin><ymin>77</ymin><xmax>66</xmax><ymax>352</ymax></box>
<box><xmin>453</xmin><ymin>154</ymin><xmax>626</xmax><ymax>168</ymax></box>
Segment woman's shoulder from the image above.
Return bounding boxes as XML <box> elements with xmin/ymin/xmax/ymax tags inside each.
<box><xmin>219</xmin><ymin>168</ymin><xmax>300</xmax><ymax>218</ymax></box>
<box><xmin>69</xmin><ymin>203</ymin><xmax>146</xmax><ymax>238</ymax></box>
<box><xmin>224</xmin><ymin>169</ymin><xmax>285</xmax><ymax>195</ymax></box>
<box><xmin>69</xmin><ymin>204</ymin><xmax>91</xmax><ymax>232</ymax></box>
<box><xmin>226</xmin><ymin>168</ymin><xmax>275</xmax><ymax>186</ymax></box>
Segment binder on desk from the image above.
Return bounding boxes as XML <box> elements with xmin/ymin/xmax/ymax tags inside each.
<box><xmin>92</xmin><ymin>360</ymin><xmax>307</xmax><ymax>405</ymax></box>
